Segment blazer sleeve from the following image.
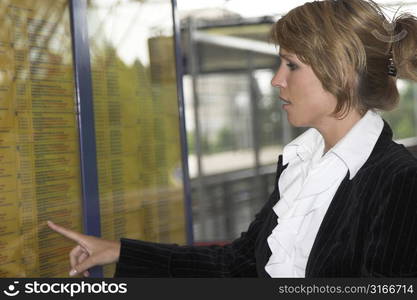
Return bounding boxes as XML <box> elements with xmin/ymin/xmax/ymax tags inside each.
<box><xmin>114</xmin><ymin>156</ymin><xmax>284</xmax><ymax>278</ymax></box>
<box><xmin>363</xmin><ymin>167</ymin><xmax>417</xmax><ymax>277</ymax></box>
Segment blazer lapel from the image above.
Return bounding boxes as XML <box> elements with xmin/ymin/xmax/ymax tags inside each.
<box><xmin>304</xmin><ymin>120</ymin><xmax>393</xmax><ymax>277</ymax></box>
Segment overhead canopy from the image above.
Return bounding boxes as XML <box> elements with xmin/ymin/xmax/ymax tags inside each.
<box><xmin>181</xmin><ymin>17</ymin><xmax>280</xmax><ymax>74</ymax></box>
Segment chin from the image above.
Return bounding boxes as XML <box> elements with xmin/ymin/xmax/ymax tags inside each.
<box><xmin>286</xmin><ymin>111</ymin><xmax>314</xmax><ymax>128</ymax></box>
<box><xmin>287</xmin><ymin>116</ymin><xmax>306</xmax><ymax>128</ymax></box>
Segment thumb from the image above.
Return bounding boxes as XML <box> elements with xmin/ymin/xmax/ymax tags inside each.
<box><xmin>70</xmin><ymin>257</ymin><xmax>97</xmax><ymax>277</ymax></box>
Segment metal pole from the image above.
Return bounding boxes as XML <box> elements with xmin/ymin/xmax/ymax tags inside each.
<box><xmin>171</xmin><ymin>0</ymin><xmax>194</xmax><ymax>245</ymax></box>
<box><xmin>186</xmin><ymin>17</ymin><xmax>208</xmax><ymax>240</ymax></box>
<box><xmin>69</xmin><ymin>0</ymin><xmax>103</xmax><ymax>277</ymax></box>
<box><xmin>247</xmin><ymin>52</ymin><xmax>264</xmax><ymax>215</ymax></box>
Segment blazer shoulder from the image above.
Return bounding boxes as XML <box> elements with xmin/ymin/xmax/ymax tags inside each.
<box><xmin>390</xmin><ymin>142</ymin><xmax>417</xmax><ymax>172</ymax></box>
<box><xmin>369</xmin><ymin>141</ymin><xmax>417</xmax><ymax>174</ymax></box>
<box><xmin>376</xmin><ymin>143</ymin><xmax>417</xmax><ymax>197</ymax></box>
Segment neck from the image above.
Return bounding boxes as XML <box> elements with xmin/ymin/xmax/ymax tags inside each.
<box><xmin>316</xmin><ymin>109</ymin><xmax>365</xmax><ymax>155</ymax></box>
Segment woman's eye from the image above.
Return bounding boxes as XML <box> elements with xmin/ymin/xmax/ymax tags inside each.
<box><xmin>287</xmin><ymin>63</ymin><xmax>297</xmax><ymax>70</ymax></box>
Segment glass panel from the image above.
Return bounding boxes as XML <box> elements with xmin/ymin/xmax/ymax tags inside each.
<box><xmin>86</xmin><ymin>0</ymin><xmax>186</xmax><ymax>277</ymax></box>
<box><xmin>0</xmin><ymin>0</ymin><xmax>83</xmax><ymax>277</ymax></box>
<box><xmin>181</xmin><ymin>15</ymin><xmax>282</xmax><ymax>243</ymax></box>
<box><xmin>180</xmin><ymin>0</ymin><xmax>417</xmax><ymax>243</ymax></box>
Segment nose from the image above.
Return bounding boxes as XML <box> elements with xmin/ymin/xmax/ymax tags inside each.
<box><xmin>271</xmin><ymin>62</ymin><xmax>286</xmax><ymax>88</ymax></box>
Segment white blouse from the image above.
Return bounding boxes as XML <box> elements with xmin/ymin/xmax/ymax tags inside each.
<box><xmin>265</xmin><ymin>110</ymin><xmax>384</xmax><ymax>277</ymax></box>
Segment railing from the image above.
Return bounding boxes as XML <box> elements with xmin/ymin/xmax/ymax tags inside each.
<box><xmin>190</xmin><ymin>143</ymin><xmax>417</xmax><ymax>245</ymax></box>
<box><xmin>191</xmin><ymin>163</ymin><xmax>277</xmax><ymax>243</ymax></box>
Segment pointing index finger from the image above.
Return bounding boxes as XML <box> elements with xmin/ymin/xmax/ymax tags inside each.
<box><xmin>47</xmin><ymin>221</ymin><xmax>84</xmax><ymax>244</ymax></box>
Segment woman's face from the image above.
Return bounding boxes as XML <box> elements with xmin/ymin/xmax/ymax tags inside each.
<box><xmin>271</xmin><ymin>49</ymin><xmax>338</xmax><ymax>128</ymax></box>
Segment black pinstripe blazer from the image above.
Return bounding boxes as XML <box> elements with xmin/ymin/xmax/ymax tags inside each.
<box><xmin>114</xmin><ymin>120</ymin><xmax>417</xmax><ymax>277</ymax></box>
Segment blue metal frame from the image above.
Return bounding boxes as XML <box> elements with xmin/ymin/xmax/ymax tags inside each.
<box><xmin>171</xmin><ymin>0</ymin><xmax>194</xmax><ymax>245</ymax></box>
<box><xmin>69</xmin><ymin>0</ymin><xmax>103</xmax><ymax>277</ymax></box>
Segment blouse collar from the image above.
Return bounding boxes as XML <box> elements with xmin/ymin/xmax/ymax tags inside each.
<box><xmin>282</xmin><ymin>110</ymin><xmax>384</xmax><ymax>180</ymax></box>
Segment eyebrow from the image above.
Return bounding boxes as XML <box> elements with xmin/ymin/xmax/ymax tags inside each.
<box><xmin>278</xmin><ymin>53</ymin><xmax>295</xmax><ymax>59</ymax></box>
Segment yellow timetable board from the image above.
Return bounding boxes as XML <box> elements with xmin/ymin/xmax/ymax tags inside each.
<box><xmin>0</xmin><ymin>0</ymin><xmax>83</xmax><ymax>277</ymax></box>
<box><xmin>0</xmin><ymin>0</ymin><xmax>187</xmax><ymax>278</ymax></box>
<box><xmin>87</xmin><ymin>1</ymin><xmax>186</xmax><ymax>277</ymax></box>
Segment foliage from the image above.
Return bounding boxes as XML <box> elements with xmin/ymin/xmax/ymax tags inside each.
<box><xmin>382</xmin><ymin>83</ymin><xmax>416</xmax><ymax>140</ymax></box>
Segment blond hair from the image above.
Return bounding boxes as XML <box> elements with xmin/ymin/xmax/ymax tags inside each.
<box><xmin>270</xmin><ymin>0</ymin><xmax>417</xmax><ymax>118</ymax></box>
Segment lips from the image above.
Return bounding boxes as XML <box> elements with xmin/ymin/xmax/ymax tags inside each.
<box><xmin>280</xmin><ymin>97</ymin><xmax>291</xmax><ymax>104</ymax></box>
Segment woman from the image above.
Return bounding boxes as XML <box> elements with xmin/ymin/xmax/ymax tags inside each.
<box><xmin>48</xmin><ymin>0</ymin><xmax>417</xmax><ymax>277</ymax></box>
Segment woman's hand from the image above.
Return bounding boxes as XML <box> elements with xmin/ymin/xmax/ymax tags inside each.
<box><xmin>47</xmin><ymin>221</ymin><xmax>121</xmax><ymax>277</ymax></box>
